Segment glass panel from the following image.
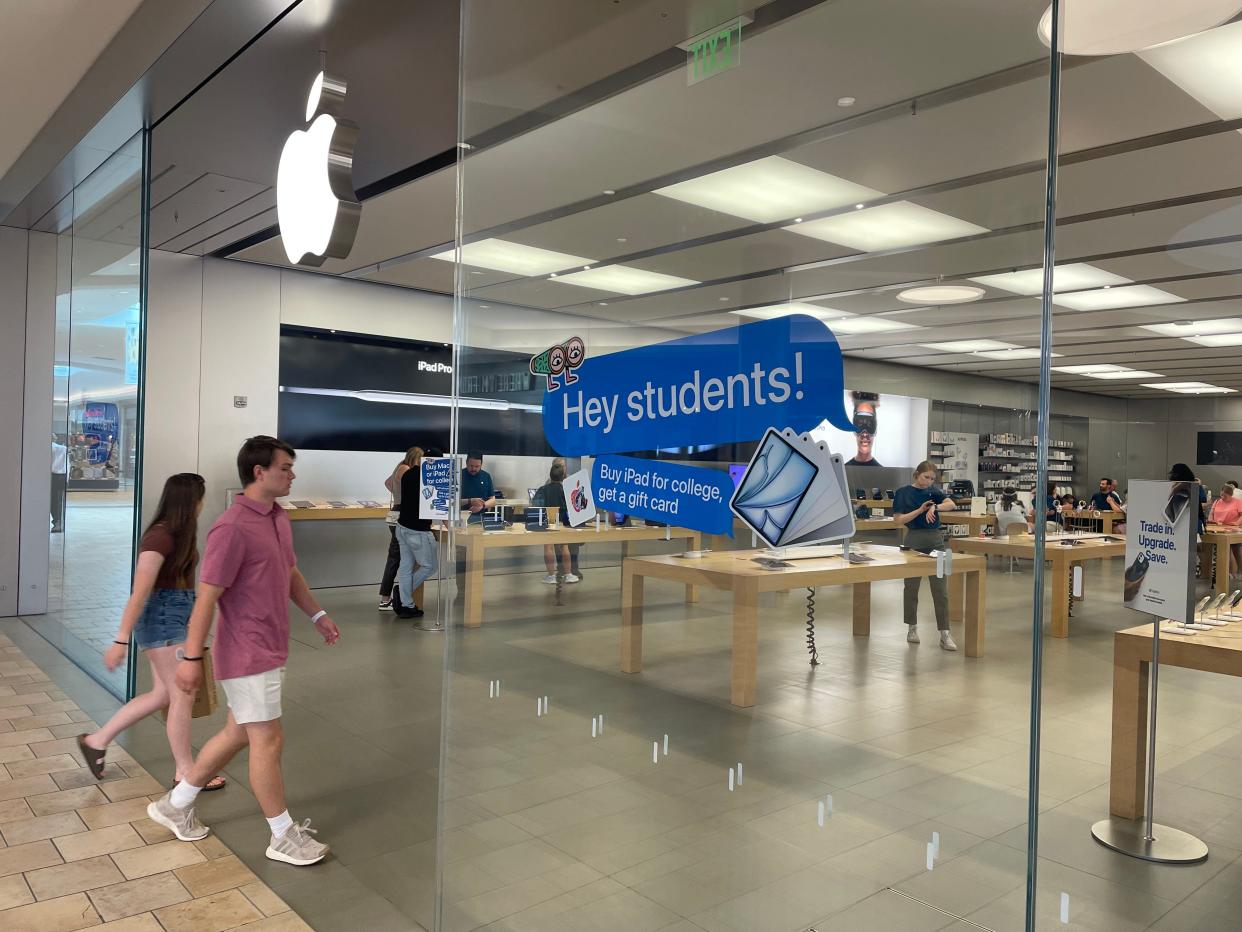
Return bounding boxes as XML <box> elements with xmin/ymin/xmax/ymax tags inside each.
<box><xmin>1042</xmin><ymin>5</ymin><xmax>1242</xmax><ymax>928</ymax></box>
<box><xmin>446</xmin><ymin>3</ymin><xmax>1051</xmax><ymax>928</ymax></box>
<box><xmin>33</xmin><ymin>133</ymin><xmax>145</xmax><ymax>699</ymax></box>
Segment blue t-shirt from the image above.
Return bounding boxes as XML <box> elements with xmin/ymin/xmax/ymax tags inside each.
<box><xmin>894</xmin><ymin>484</ymin><xmax>947</xmax><ymax>530</ymax></box>
<box><xmin>1090</xmin><ymin>491</ymin><xmax>1119</xmax><ymax>511</ymax></box>
<box><xmin>460</xmin><ymin>468</ymin><xmax>495</xmax><ymax>504</ymax></box>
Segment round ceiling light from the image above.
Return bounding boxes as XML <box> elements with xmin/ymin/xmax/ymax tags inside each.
<box><xmin>1037</xmin><ymin>1</ymin><xmax>1242</xmax><ymax>56</ymax></box>
<box><xmin>897</xmin><ymin>285</ymin><xmax>985</xmax><ymax>305</ymax></box>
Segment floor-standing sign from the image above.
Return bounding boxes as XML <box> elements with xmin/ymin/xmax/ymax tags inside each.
<box><xmin>419</xmin><ymin>457</ymin><xmax>455</xmax><ymax>521</ymax></box>
<box><xmin>1093</xmin><ymin>479</ymin><xmax>1207</xmax><ymax>863</ymax></box>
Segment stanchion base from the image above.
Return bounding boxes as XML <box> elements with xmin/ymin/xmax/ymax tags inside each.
<box><xmin>1091</xmin><ymin>818</ymin><xmax>1208</xmax><ymax>864</ymax></box>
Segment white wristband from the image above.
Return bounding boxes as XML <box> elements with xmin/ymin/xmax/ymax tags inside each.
<box><xmin>310</xmin><ymin>610</ymin><xmax>327</xmax><ymax>624</ymax></box>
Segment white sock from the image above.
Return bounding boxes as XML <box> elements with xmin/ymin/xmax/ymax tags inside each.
<box><xmin>267</xmin><ymin>810</ymin><xmax>294</xmax><ymax>837</ymax></box>
<box><xmin>169</xmin><ymin>781</ymin><xmax>202</xmax><ymax>809</ymax></box>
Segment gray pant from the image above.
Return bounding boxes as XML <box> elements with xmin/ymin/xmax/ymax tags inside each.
<box><xmin>903</xmin><ymin>528</ymin><xmax>949</xmax><ymax>630</ymax></box>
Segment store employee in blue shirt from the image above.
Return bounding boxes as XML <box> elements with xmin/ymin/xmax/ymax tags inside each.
<box><xmin>1089</xmin><ymin>478</ymin><xmax>1123</xmax><ymax>513</ymax></box>
<box><xmin>460</xmin><ymin>452</ymin><xmax>497</xmax><ymax>517</ymax></box>
<box><xmin>893</xmin><ymin>460</ymin><xmax>958</xmax><ymax>651</ymax></box>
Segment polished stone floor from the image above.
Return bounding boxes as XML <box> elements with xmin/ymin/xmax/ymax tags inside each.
<box><xmin>15</xmin><ymin>543</ymin><xmax>1242</xmax><ymax>931</ymax></box>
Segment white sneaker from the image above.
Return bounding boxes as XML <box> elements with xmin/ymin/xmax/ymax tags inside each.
<box><xmin>266</xmin><ymin>818</ymin><xmax>328</xmax><ymax>866</ymax></box>
<box><xmin>147</xmin><ymin>791</ymin><xmax>210</xmax><ymax>841</ymax></box>
<box><xmin>906</xmin><ymin>625</ymin><xmax>920</xmax><ymax>644</ymax></box>
<box><xmin>564</xmin><ymin>573</ymin><xmax>581</xmax><ymax>584</ymax></box>
<box><xmin>542</xmin><ymin>574</ymin><xmax>557</xmax><ymax>584</ymax></box>
<box><xmin>940</xmin><ymin>631</ymin><xmax>958</xmax><ymax>651</ymax></box>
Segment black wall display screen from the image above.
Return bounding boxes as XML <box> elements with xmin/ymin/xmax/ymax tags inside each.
<box><xmin>277</xmin><ymin>326</ymin><xmax>554</xmax><ymax>455</ymax></box>
<box><xmin>1197</xmin><ymin>431</ymin><xmax>1242</xmax><ymax>466</ymax></box>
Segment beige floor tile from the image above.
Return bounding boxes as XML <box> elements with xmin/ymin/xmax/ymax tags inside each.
<box><xmin>99</xmin><ymin>777</ymin><xmax>165</xmax><ymax>804</ymax></box>
<box><xmin>51</xmin><ymin>768</ymin><xmax>125</xmax><ymax>792</ymax></box>
<box><xmin>0</xmin><ymin>774</ymin><xmax>59</xmax><ymax>803</ymax></box>
<box><xmin>96</xmin><ymin>914</ymin><xmax>162</xmax><ymax>931</ymax></box>
<box><xmin>77</xmin><ymin>799</ymin><xmax>151</xmax><ymax>831</ymax></box>
<box><xmin>7</xmin><ymin>713</ymin><xmax>74</xmax><ymax>730</ymax></box>
<box><xmin>172</xmin><ymin>855</ymin><xmax>258</xmax><ymax>898</ymax></box>
<box><xmin>28</xmin><ymin>786</ymin><xmax>109</xmax><ymax>817</ymax></box>
<box><xmin>153</xmin><ymin>888</ymin><xmax>262</xmax><ymax>932</ymax></box>
<box><xmin>87</xmin><ymin>873</ymin><xmax>191</xmax><ymax>922</ymax></box>
<box><xmin>234</xmin><ymin>913</ymin><xmax>313</xmax><ymax>931</ymax></box>
<box><xmin>132</xmin><ymin>820</ymin><xmax>174</xmax><ymax>845</ymax></box>
<box><xmin>192</xmin><ymin>836</ymin><xmax>232</xmax><ymax>861</ymax></box>
<box><xmin>0</xmin><ymin>891</ymin><xmax>101</xmax><ymax>931</ymax></box>
<box><xmin>0</xmin><ymin>809</ymin><xmax>87</xmax><ymax>845</ymax></box>
<box><xmin>0</xmin><ymin>838</ymin><xmax>63</xmax><ymax>876</ymax></box>
<box><xmin>0</xmin><ymin>872</ymin><xmax>34</xmax><ymax>909</ymax></box>
<box><xmin>54</xmin><ymin>825</ymin><xmax>145</xmax><ymax>863</ymax></box>
<box><xmin>112</xmin><ymin>840</ymin><xmax>206</xmax><ymax>880</ymax></box>
<box><xmin>26</xmin><ymin>855</ymin><xmax>125</xmax><ymax>901</ymax></box>
<box><xmin>0</xmin><ymin>728</ymin><xmax>56</xmax><ymax>750</ymax></box>
<box><xmin>0</xmin><ymin>745</ymin><xmax>36</xmax><ymax>765</ymax></box>
<box><xmin>0</xmin><ymin>797</ymin><xmax>34</xmax><ymax>824</ymax></box>
<box><xmin>238</xmin><ymin>881</ymin><xmax>289</xmax><ymax>917</ymax></box>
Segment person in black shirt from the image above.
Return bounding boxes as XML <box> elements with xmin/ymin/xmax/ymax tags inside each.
<box><xmin>551</xmin><ymin>457</ymin><xmax>583</xmax><ymax>580</ymax></box>
<box><xmin>395</xmin><ymin>450</ymin><xmax>439</xmax><ymax>625</ymax></box>
<box><xmin>533</xmin><ymin>462</ymin><xmax>578</xmax><ymax>584</ymax></box>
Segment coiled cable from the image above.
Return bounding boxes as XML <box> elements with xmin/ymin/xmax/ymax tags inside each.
<box><xmin>806</xmin><ymin>587</ymin><xmax>819</xmax><ymax>666</ymax></box>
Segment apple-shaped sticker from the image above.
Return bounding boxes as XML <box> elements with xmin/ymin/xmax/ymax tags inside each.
<box><xmin>276</xmin><ymin>71</ymin><xmax>361</xmax><ymax>266</ymax></box>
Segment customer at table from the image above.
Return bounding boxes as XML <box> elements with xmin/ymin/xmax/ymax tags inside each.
<box><xmin>1032</xmin><ymin>479</ymin><xmax>1060</xmax><ymax>528</ymax></box>
<box><xmin>1090</xmin><ymin>478</ymin><xmax>1124</xmax><ymax>513</ymax></box>
<box><xmin>551</xmin><ymin>457</ymin><xmax>583</xmax><ymax>580</ymax></box>
<box><xmin>460</xmin><ymin>452</ymin><xmax>497</xmax><ymax>520</ymax></box>
<box><xmin>893</xmin><ymin>461</ymin><xmax>957</xmax><ymax>651</ymax></box>
<box><xmin>378</xmin><ymin>447</ymin><xmax>421</xmax><ymax>612</ymax></box>
<box><xmin>1210</xmin><ymin>482</ymin><xmax>1242</xmax><ymax>577</ymax></box>
<box><xmin>533</xmin><ymin>462</ymin><xmax>579</xmax><ymax>585</ymax></box>
<box><xmin>1169</xmin><ymin>463</ymin><xmax>1208</xmax><ymax>535</ymax></box>
<box><xmin>395</xmin><ymin>449</ymin><xmax>438</xmax><ymax>625</ymax></box>
<box><xmin>993</xmin><ymin>487</ymin><xmax>1029</xmax><ymax>536</ymax></box>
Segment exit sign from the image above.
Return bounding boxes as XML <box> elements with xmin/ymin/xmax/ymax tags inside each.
<box><xmin>682</xmin><ymin>15</ymin><xmax>749</xmax><ymax>85</ymax></box>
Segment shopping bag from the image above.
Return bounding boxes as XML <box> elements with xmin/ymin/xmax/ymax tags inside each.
<box><xmin>159</xmin><ymin>647</ymin><xmax>218</xmax><ymax>720</ymax></box>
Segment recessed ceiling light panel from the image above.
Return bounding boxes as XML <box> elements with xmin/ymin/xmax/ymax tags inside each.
<box><xmin>1037</xmin><ymin>1</ymin><xmax>1242</xmax><ymax>56</ymax></box>
<box><xmin>1185</xmin><ymin>333</ymin><xmax>1242</xmax><ymax>347</ymax></box>
<box><xmin>431</xmin><ymin>238</ymin><xmax>593</xmax><ymax>276</ymax></box>
<box><xmin>969</xmin><ymin>262</ymin><xmax>1129</xmax><ymax>296</ymax></box>
<box><xmin>1141</xmin><ymin>381</ymin><xmax>1236</xmax><ymax>394</ymax></box>
<box><xmin>827</xmin><ymin>316</ymin><xmax>921</xmax><ymax>334</ymax></box>
<box><xmin>974</xmin><ymin>348</ymin><xmax>1054</xmax><ymax>360</ymax></box>
<box><xmin>653</xmin><ymin>156</ymin><xmax>881</xmax><ymax>223</ymax></box>
<box><xmin>550</xmin><ymin>265</ymin><xmax>699</xmax><ymax>295</ymax></box>
<box><xmin>920</xmin><ymin>340</ymin><xmax>1017</xmax><ymax>353</ymax></box>
<box><xmin>731</xmin><ymin>303</ymin><xmax>852</xmax><ymax>322</ymax></box>
<box><xmin>896</xmin><ymin>285</ymin><xmax>985</xmax><ymax>305</ymax></box>
<box><xmin>1142</xmin><ymin>318</ymin><xmax>1242</xmax><ymax>337</ymax></box>
<box><xmin>1053</xmin><ymin>364</ymin><xmax>1161</xmax><ymax>379</ymax></box>
<box><xmin>788</xmin><ymin>202</ymin><xmax>988</xmax><ymax>252</ymax></box>
<box><xmin>1054</xmin><ymin>284</ymin><xmax>1186</xmax><ymax>311</ymax></box>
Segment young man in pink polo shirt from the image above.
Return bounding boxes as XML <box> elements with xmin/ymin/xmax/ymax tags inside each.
<box><xmin>147</xmin><ymin>436</ymin><xmax>341</xmax><ymax>866</ymax></box>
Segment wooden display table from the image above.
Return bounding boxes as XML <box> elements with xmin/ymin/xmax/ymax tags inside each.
<box><xmin>620</xmin><ymin>545</ymin><xmax>987</xmax><ymax>707</ymax></box>
<box><xmin>950</xmin><ymin>533</ymin><xmax>1125</xmax><ymax>638</ymax></box>
<box><xmin>456</xmin><ymin>524</ymin><xmax>700</xmax><ymax>628</ymax></box>
<box><xmin>1109</xmin><ymin>624</ymin><xmax>1242</xmax><ymax>819</ymax></box>
<box><xmin>1201</xmin><ymin>525</ymin><xmax>1242</xmax><ymax>595</ymax></box>
<box><xmin>1064</xmin><ymin>510</ymin><xmax>1125</xmax><ymax>534</ymax></box>
<box><xmin>285</xmin><ymin>506</ymin><xmax>388</xmax><ymax>521</ymax></box>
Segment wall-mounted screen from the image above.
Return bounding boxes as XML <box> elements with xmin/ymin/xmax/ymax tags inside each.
<box><xmin>809</xmin><ymin>390</ymin><xmax>929</xmax><ymax>469</ymax></box>
<box><xmin>1197</xmin><ymin>431</ymin><xmax>1242</xmax><ymax>466</ymax></box>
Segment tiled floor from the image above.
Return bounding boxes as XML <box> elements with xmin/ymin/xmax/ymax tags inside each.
<box><xmin>15</xmin><ymin>535</ymin><xmax>1242</xmax><ymax>931</ymax></box>
<box><xmin>0</xmin><ymin>628</ymin><xmax>311</xmax><ymax>931</ymax></box>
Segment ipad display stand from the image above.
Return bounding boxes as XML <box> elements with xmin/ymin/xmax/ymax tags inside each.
<box><xmin>1092</xmin><ymin>600</ymin><xmax>1208</xmax><ymax>864</ymax></box>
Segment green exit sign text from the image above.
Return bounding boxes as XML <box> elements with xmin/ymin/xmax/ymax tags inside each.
<box><xmin>684</xmin><ymin>16</ymin><xmax>745</xmax><ymax>85</ymax></box>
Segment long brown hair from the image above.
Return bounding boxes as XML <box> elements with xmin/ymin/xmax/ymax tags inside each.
<box><xmin>147</xmin><ymin>473</ymin><xmax>206</xmax><ymax>588</ymax></box>
<box><xmin>402</xmin><ymin>446</ymin><xmax>424</xmax><ymax>469</ymax></box>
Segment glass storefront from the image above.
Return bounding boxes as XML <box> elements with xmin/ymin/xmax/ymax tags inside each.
<box><xmin>36</xmin><ymin>132</ymin><xmax>146</xmax><ymax>699</ymax></box>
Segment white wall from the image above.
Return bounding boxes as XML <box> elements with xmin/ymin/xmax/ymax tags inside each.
<box><xmin>0</xmin><ymin>227</ymin><xmax>28</xmax><ymax>616</ymax></box>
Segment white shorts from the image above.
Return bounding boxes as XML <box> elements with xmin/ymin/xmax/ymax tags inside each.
<box><xmin>219</xmin><ymin>667</ymin><xmax>285</xmax><ymax>724</ymax></box>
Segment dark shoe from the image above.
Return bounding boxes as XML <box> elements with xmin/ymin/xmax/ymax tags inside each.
<box><xmin>395</xmin><ymin>606</ymin><xmax>424</xmax><ymax>619</ymax></box>
<box><xmin>76</xmin><ymin>734</ymin><xmax>106</xmax><ymax>780</ymax></box>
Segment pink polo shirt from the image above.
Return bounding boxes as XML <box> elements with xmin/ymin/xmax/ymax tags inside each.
<box><xmin>199</xmin><ymin>494</ymin><xmax>297</xmax><ymax>680</ymax></box>
<box><xmin>1211</xmin><ymin>496</ymin><xmax>1242</xmax><ymax>527</ymax></box>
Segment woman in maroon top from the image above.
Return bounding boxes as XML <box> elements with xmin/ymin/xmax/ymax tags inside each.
<box><xmin>77</xmin><ymin>474</ymin><xmax>225</xmax><ymax>791</ymax></box>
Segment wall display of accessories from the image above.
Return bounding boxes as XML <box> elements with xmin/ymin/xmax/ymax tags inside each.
<box><xmin>977</xmin><ymin>433</ymin><xmax>1076</xmax><ymax>503</ymax></box>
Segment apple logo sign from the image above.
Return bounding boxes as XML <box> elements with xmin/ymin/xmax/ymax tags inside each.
<box><xmin>276</xmin><ymin>71</ymin><xmax>361</xmax><ymax>266</ymax></box>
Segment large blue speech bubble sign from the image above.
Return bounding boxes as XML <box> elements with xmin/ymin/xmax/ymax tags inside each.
<box><xmin>543</xmin><ymin>315</ymin><xmax>854</xmax><ymax>456</ymax></box>
<box><xmin>594</xmin><ymin>455</ymin><xmax>734</xmax><ymax>536</ymax></box>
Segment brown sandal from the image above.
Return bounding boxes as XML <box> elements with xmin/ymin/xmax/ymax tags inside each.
<box><xmin>76</xmin><ymin>734</ymin><xmax>106</xmax><ymax>780</ymax></box>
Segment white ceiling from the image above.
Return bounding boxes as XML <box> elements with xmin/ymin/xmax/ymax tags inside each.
<box><xmin>182</xmin><ymin>0</ymin><xmax>1242</xmax><ymax>399</ymax></box>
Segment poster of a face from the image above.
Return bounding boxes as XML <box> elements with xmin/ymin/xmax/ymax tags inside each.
<box><xmin>809</xmin><ymin>391</ymin><xmax>929</xmax><ymax>468</ymax></box>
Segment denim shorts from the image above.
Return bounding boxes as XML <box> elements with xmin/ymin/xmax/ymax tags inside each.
<box><xmin>133</xmin><ymin>588</ymin><xmax>194</xmax><ymax>650</ymax></box>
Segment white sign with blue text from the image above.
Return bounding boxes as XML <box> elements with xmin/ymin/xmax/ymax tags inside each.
<box><xmin>1124</xmin><ymin>479</ymin><xmax>1198</xmax><ymax>623</ymax></box>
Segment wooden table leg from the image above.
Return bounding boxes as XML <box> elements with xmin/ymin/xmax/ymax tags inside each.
<box><xmin>1199</xmin><ymin>544</ymin><xmax>1213</xmax><ymax>588</ymax></box>
<box><xmin>731</xmin><ymin>579</ymin><xmax>759</xmax><ymax>708</ymax></box>
<box><xmin>685</xmin><ymin>533</ymin><xmax>701</xmax><ymax>604</ymax></box>
<box><xmin>463</xmin><ymin>540</ymin><xmax>484</xmax><ymax>628</ymax></box>
<box><xmin>1050</xmin><ymin>557</ymin><xmax>1071</xmax><ymax>638</ymax></box>
<box><xmin>965</xmin><ymin>568</ymin><xmax>985</xmax><ymax>657</ymax></box>
<box><xmin>620</xmin><ymin>563</ymin><xmax>644</xmax><ymax>674</ymax></box>
<box><xmin>1109</xmin><ymin>636</ymin><xmax>1148</xmax><ymax>820</ymax></box>
<box><xmin>852</xmin><ymin>582</ymin><xmax>871</xmax><ymax>637</ymax></box>
<box><xmin>1217</xmin><ymin>539</ymin><xmax>1230</xmax><ymax>596</ymax></box>
<box><xmin>949</xmin><ymin>570</ymin><xmax>964</xmax><ymax>623</ymax></box>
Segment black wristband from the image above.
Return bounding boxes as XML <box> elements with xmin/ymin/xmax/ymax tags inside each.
<box><xmin>181</xmin><ymin>656</ymin><xmax>204</xmax><ymax>662</ymax></box>
<box><xmin>113</xmin><ymin>640</ymin><xmax>129</xmax><ymax>646</ymax></box>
